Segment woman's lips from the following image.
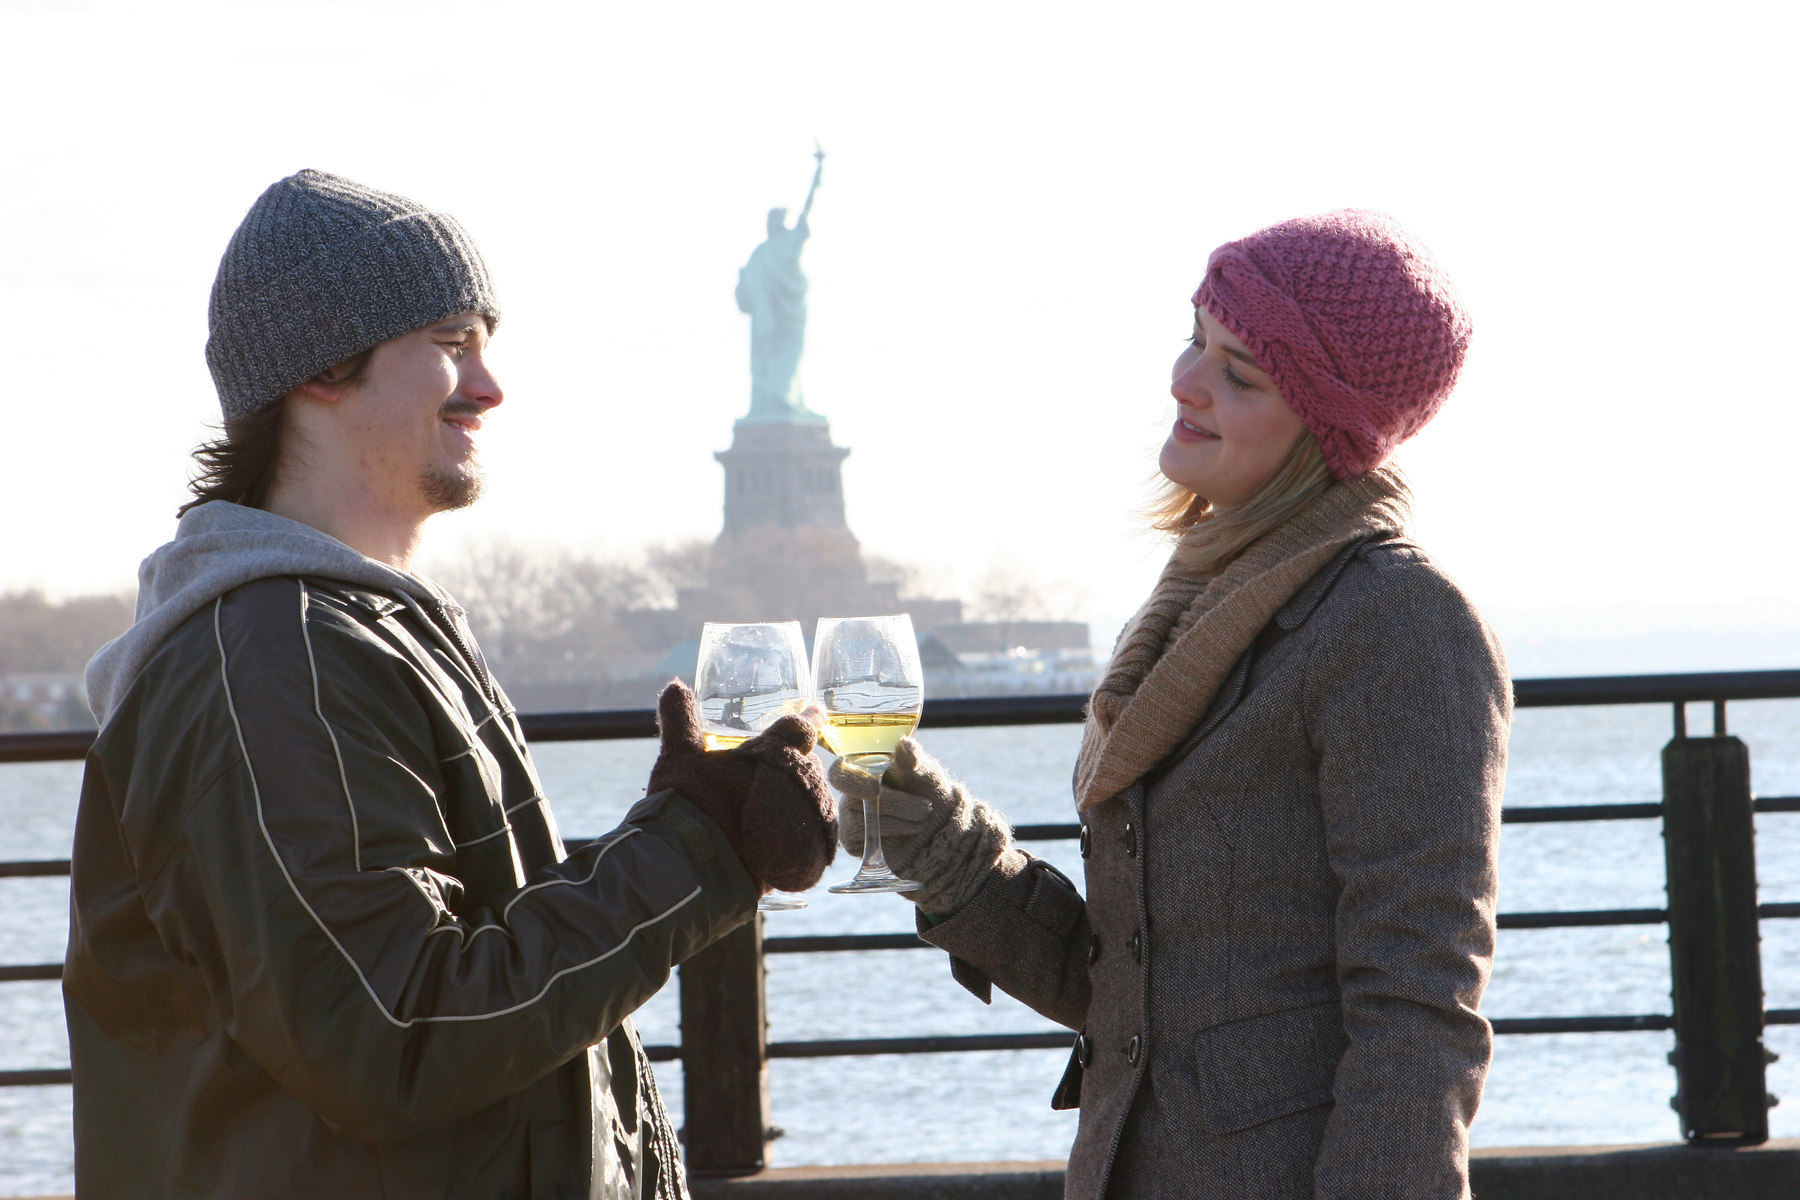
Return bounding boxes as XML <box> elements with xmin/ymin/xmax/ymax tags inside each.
<box><xmin>1170</xmin><ymin>416</ymin><xmax>1220</xmax><ymax>444</ymax></box>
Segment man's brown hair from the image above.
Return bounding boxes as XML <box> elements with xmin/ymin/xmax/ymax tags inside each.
<box><xmin>180</xmin><ymin>348</ymin><xmax>375</xmax><ymax>517</ymax></box>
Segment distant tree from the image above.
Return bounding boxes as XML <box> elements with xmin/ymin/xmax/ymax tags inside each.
<box><xmin>699</xmin><ymin>527</ymin><xmax>873</xmax><ymax>627</ymax></box>
<box><xmin>970</xmin><ymin>556</ymin><xmax>1040</xmax><ymax>623</ymax></box>
<box><xmin>0</xmin><ymin>588</ymin><xmax>136</xmax><ymax>729</ymax></box>
<box><xmin>865</xmin><ymin>554</ymin><xmax>953</xmax><ymax>603</ymax></box>
<box><xmin>434</xmin><ymin>539</ymin><xmax>553</xmax><ymax>670</ymax></box>
<box><xmin>0</xmin><ymin>589</ymin><xmax>135</xmax><ymax>676</ymax></box>
<box><xmin>433</xmin><ymin>539</ymin><xmax>661</xmax><ymax>687</ymax></box>
<box><xmin>967</xmin><ymin>554</ymin><xmax>1093</xmax><ymax>624</ymax></box>
<box><xmin>643</xmin><ymin>539</ymin><xmax>713</xmax><ymax>606</ymax></box>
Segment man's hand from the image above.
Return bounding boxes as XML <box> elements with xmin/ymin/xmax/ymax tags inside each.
<box><xmin>648</xmin><ymin>681</ymin><xmax>838</xmax><ymax>895</ymax></box>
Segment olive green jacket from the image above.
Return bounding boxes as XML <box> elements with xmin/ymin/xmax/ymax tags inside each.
<box><xmin>66</xmin><ymin>573</ymin><xmax>754</xmax><ymax>1198</ymax></box>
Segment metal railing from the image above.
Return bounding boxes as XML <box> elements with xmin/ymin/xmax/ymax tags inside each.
<box><xmin>3</xmin><ymin>669</ymin><xmax>1799</xmax><ymax>1170</ymax></box>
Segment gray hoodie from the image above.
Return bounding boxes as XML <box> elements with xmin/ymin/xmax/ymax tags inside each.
<box><xmin>85</xmin><ymin>502</ymin><xmax>451</xmax><ymax>726</ymax></box>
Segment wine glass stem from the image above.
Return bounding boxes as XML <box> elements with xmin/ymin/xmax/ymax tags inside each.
<box><xmin>860</xmin><ymin>793</ymin><xmax>891</xmax><ymax>875</ymax></box>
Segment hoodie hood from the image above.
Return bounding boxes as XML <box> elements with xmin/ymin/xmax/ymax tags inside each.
<box><xmin>85</xmin><ymin>501</ymin><xmax>451</xmax><ymax>726</ymax></box>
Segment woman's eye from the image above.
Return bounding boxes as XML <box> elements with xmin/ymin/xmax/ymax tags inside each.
<box><xmin>1222</xmin><ymin>363</ymin><xmax>1255</xmax><ymax>392</ymax></box>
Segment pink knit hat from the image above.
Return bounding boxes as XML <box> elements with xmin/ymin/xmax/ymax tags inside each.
<box><xmin>1193</xmin><ymin>210</ymin><xmax>1471</xmax><ymax>481</ymax></box>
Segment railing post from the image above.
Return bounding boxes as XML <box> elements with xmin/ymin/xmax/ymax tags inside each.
<box><xmin>678</xmin><ymin>913</ymin><xmax>771</xmax><ymax>1176</ymax></box>
<box><xmin>1662</xmin><ymin>713</ymin><xmax>1770</xmax><ymax>1144</ymax></box>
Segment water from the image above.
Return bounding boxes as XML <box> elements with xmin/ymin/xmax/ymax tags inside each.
<box><xmin>4</xmin><ymin>703</ymin><xmax>1800</xmax><ymax>1195</ymax></box>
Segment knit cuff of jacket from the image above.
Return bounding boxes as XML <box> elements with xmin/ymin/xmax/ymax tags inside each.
<box><xmin>894</xmin><ymin>784</ymin><xmax>1015</xmax><ymax>919</ymax></box>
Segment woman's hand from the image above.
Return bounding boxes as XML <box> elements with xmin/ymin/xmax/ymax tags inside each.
<box><xmin>647</xmin><ymin>681</ymin><xmax>838</xmax><ymax>895</ymax></box>
<box><xmin>828</xmin><ymin>738</ymin><xmax>1013</xmax><ymax>917</ymax></box>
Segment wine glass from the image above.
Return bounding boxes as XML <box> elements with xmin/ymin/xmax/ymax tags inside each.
<box><xmin>695</xmin><ymin>621</ymin><xmax>813</xmax><ymax>912</ymax></box>
<box><xmin>813</xmin><ymin>614</ymin><xmax>925</xmax><ymax>895</ymax></box>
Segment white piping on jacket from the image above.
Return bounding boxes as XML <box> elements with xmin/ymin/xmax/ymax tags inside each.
<box><xmin>454</xmin><ymin>822</ymin><xmax>513</xmax><ymax>849</ymax></box>
<box><xmin>386</xmin><ymin>865</ymin><xmax>447</xmax><ymax>911</ymax></box>
<box><xmin>503</xmin><ymin>793</ymin><xmax>547</xmax><ymax>817</ymax></box>
<box><xmin>431</xmin><ymin>827</ymin><xmax>642</xmax><ymax>945</ymax></box>
<box><xmin>299</xmin><ymin>581</ymin><xmax>364</xmax><ymax>873</ymax></box>
<box><xmin>214</xmin><ymin>593</ymin><xmax>704</xmax><ymax>1028</ymax></box>
<box><xmin>500</xmin><ymin>827</ymin><xmax>643</xmax><ymax>922</ymax></box>
<box><xmin>307</xmin><ymin>587</ymin><xmax>518</xmax><ymax>857</ymax></box>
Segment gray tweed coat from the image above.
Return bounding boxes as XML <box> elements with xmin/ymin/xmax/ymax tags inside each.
<box><xmin>920</xmin><ymin>537</ymin><xmax>1510</xmax><ymax>1199</ymax></box>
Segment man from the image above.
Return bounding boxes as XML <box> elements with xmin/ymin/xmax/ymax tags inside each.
<box><xmin>66</xmin><ymin>169</ymin><xmax>837</xmax><ymax>1199</ymax></box>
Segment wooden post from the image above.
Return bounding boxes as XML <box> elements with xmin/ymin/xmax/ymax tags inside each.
<box><xmin>679</xmin><ymin>914</ymin><xmax>771</xmax><ymax>1176</ymax></box>
<box><xmin>1663</xmin><ymin>721</ymin><xmax>1770</xmax><ymax>1144</ymax></box>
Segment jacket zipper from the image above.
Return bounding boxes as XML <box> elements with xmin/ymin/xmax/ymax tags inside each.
<box><xmin>436</xmin><ymin>603</ymin><xmax>495</xmax><ymax>701</ymax></box>
<box><xmin>399</xmin><ymin>593</ymin><xmax>498</xmax><ymax>708</ymax></box>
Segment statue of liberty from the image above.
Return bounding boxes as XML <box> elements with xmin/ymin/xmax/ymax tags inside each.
<box><xmin>735</xmin><ymin>146</ymin><xmax>826</xmax><ymax>424</ymax></box>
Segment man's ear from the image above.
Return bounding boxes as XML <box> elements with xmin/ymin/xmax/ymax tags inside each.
<box><xmin>293</xmin><ymin>377</ymin><xmax>353</xmax><ymax>405</ymax></box>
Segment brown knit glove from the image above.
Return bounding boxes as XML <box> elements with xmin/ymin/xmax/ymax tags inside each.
<box><xmin>647</xmin><ymin>681</ymin><xmax>838</xmax><ymax>895</ymax></box>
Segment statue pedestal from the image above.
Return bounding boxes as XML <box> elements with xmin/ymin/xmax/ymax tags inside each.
<box><xmin>714</xmin><ymin>421</ymin><xmax>852</xmax><ymax>537</ymax></box>
<box><xmin>674</xmin><ymin>405</ymin><xmax>964</xmax><ymax>646</ymax></box>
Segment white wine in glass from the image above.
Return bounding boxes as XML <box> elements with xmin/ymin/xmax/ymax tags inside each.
<box><xmin>814</xmin><ymin>614</ymin><xmax>925</xmax><ymax>895</ymax></box>
<box><xmin>694</xmin><ymin>621</ymin><xmax>813</xmax><ymax>911</ymax></box>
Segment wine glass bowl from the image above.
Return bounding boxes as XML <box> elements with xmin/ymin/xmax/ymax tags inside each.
<box><xmin>695</xmin><ymin>621</ymin><xmax>813</xmax><ymax>911</ymax></box>
<box><xmin>695</xmin><ymin>622</ymin><xmax>811</xmax><ymax>749</ymax></box>
<box><xmin>814</xmin><ymin>615</ymin><xmax>925</xmax><ymax>895</ymax></box>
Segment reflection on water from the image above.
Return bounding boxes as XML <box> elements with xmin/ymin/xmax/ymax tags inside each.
<box><xmin>2</xmin><ymin>702</ymin><xmax>1798</xmax><ymax>1193</ymax></box>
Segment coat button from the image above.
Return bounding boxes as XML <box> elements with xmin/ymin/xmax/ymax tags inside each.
<box><xmin>1126</xmin><ymin>1034</ymin><xmax>1142</xmax><ymax>1065</ymax></box>
<box><xmin>1130</xmin><ymin>929</ymin><xmax>1142</xmax><ymax>963</ymax></box>
<box><xmin>1122</xmin><ymin>822</ymin><xmax>1137</xmax><ymax>858</ymax></box>
<box><xmin>1077</xmin><ymin>1034</ymin><xmax>1092</xmax><ymax>1068</ymax></box>
<box><xmin>1079</xmin><ymin>825</ymin><xmax>1092</xmax><ymax>858</ymax></box>
<box><xmin>1087</xmin><ymin>935</ymin><xmax>1102</xmax><ymax>966</ymax></box>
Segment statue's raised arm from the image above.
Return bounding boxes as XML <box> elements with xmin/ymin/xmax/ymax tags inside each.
<box><xmin>798</xmin><ymin>145</ymin><xmax>824</xmax><ymax>229</ymax></box>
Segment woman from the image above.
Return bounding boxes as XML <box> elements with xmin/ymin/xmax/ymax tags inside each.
<box><xmin>833</xmin><ymin>211</ymin><xmax>1509</xmax><ymax>1199</ymax></box>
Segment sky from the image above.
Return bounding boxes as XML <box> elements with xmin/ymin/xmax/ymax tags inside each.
<box><xmin>3</xmin><ymin>0</ymin><xmax>1797</xmax><ymax>646</ymax></box>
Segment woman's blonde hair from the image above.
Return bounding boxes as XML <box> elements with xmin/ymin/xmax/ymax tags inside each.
<box><xmin>1146</xmin><ymin>430</ymin><xmax>1336</xmax><ymax>576</ymax></box>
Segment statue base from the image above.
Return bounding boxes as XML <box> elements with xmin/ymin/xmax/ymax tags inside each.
<box><xmin>713</xmin><ymin>421</ymin><xmax>851</xmax><ymax>537</ymax></box>
<box><xmin>735</xmin><ymin>407</ymin><xmax>828</xmax><ymax>427</ymax></box>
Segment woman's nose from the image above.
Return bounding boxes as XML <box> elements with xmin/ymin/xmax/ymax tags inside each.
<box><xmin>1171</xmin><ymin>360</ymin><xmax>1211</xmax><ymax>407</ymax></box>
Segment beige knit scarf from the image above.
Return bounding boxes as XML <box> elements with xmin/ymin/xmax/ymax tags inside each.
<box><xmin>1075</xmin><ymin>466</ymin><xmax>1413</xmax><ymax>810</ymax></box>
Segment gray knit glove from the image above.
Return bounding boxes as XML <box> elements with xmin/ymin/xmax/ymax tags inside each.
<box><xmin>827</xmin><ymin>738</ymin><xmax>1013</xmax><ymax>918</ymax></box>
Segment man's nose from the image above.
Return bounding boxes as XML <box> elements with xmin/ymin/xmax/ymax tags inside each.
<box><xmin>464</xmin><ymin>358</ymin><xmax>504</xmax><ymax>409</ymax></box>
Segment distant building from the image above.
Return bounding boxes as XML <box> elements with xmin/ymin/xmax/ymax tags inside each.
<box><xmin>0</xmin><ymin>672</ymin><xmax>94</xmax><ymax>731</ymax></box>
<box><xmin>931</xmin><ymin>622</ymin><xmax>1091</xmax><ymax>657</ymax></box>
<box><xmin>922</xmin><ymin>624</ymin><xmax>1100</xmax><ymax>700</ymax></box>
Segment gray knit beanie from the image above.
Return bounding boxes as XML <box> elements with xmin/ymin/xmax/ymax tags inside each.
<box><xmin>205</xmin><ymin>169</ymin><xmax>501</xmax><ymax>421</ymax></box>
